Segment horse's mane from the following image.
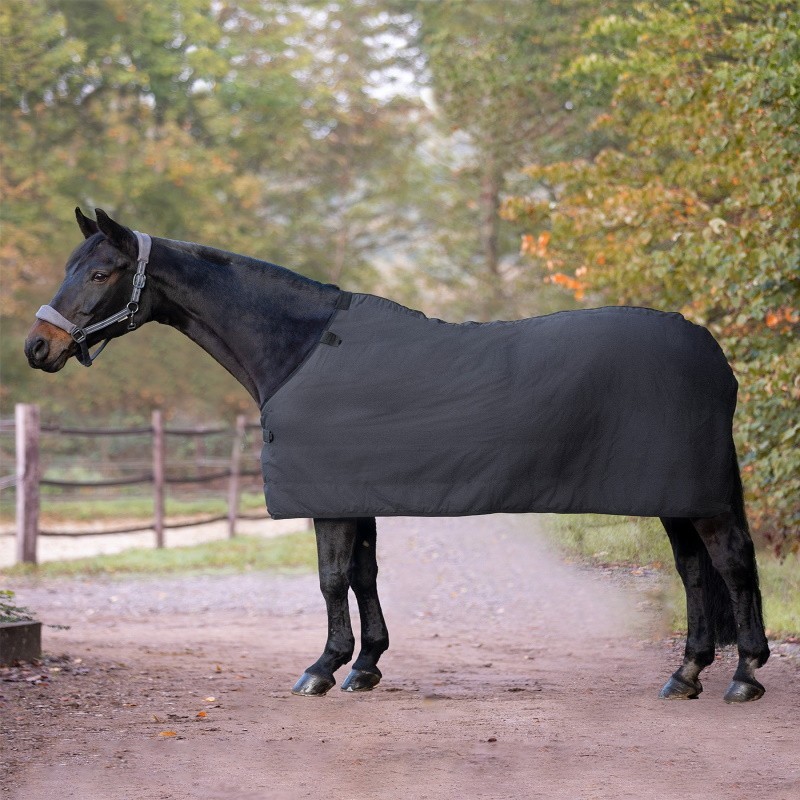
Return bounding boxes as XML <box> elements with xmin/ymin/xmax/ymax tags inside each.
<box><xmin>158</xmin><ymin>237</ymin><xmax>335</xmax><ymax>290</ymax></box>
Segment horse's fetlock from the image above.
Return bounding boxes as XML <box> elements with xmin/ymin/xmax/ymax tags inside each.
<box><xmin>365</xmin><ymin>635</ymin><xmax>390</xmax><ymax>655</ymax></box>
<box><xmin>687</xmin><ymin>648</ymin><xmax>715</xmax><ymax>669</ymax></box>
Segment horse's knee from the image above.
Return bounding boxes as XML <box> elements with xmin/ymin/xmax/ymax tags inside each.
<box><xmin>319</xmin><ymin>569</ymin><xmax>349</xmax><ymax>600</ymax></box>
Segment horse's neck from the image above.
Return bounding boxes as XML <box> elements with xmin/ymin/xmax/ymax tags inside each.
<box><xmin>147</xmin><ymin>238</ymin><xmax>340</xmax><ymax>406</ymax></box>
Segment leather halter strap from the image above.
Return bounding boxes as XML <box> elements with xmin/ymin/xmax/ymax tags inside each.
<box><xmin>35</xmin><ymin>231</ymin><xmax>152</xmax><ymax>367</ymax></box>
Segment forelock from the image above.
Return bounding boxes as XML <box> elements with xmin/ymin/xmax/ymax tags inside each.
<box><xmin>65</xmin><ymin>233</ymin><xmax>105</xmax><ymax>274</ymax></box>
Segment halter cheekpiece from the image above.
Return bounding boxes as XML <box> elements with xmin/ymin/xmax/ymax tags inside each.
<box><xmin>35</xmin><ymin>231</ymin><xmax>152</xmax><ymax>367</ymax></box>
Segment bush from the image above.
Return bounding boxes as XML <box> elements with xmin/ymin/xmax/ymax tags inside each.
<box><xmin>505</xmin><ymin>0</ymin><xmax>799</xmax><ymax>551</ymax></box>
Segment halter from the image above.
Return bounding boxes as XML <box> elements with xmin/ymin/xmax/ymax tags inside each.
<box><xmin>35</xmin><ymin>231</ymin><xmax>152</xmax><ymax>367</ymax></box>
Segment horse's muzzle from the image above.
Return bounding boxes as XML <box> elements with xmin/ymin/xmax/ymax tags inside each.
<box><xmin>24</xmin><ymin>320</ymin><xmax>73</xmax><ymax>372</ymax></box>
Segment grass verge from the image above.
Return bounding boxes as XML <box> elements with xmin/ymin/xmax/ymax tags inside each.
<box><xmin>541</xmin><ymin>514</ymin><xmax>800</xmax><ymax>639</ymax></box>
<box><xmin>3</xmin><ymin>532</ymin><xmax>317</xmax><ymax>578</ymax></box>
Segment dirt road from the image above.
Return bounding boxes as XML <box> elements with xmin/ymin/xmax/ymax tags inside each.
<box><xmin>2</xmin><ymin>515</ymin><xmax>798</xmax><ymax>799</ymax></box>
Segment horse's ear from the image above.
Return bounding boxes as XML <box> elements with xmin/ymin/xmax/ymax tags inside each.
<box><xmin>95</xmin><ymin>208</ymin><xmax>137</xmax><ymax>258</ymax></box>
<box><xmin>75</xmin><ymin>207</ymin><xmax>99</xmax><ymax>239</ymax></box>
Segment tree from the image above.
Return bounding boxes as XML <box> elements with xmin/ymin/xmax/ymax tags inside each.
<box><xmin>410</xmin><ymin>0</ymin><xmax>602</xmax><ymax>319</ymax></box>
<box><xmin>0</xmin><ymin>0</ymin><xmax>427</xmax><ymax>420</ymax></box>
<box><xmin>244</xmin><ymin>1</ymin><xmax>427</xmax><ymax>287</ymax></box>
<box><xmin>504</xmin><ymin>0</ymin><xmax>800</xmax><ymax>550</ymax></box>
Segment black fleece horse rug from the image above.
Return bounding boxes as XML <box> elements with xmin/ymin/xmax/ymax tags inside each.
<box><xmin>260</xmin><ymin>292</ymin><xmax>737</xmax><ymax>520</ymax></box>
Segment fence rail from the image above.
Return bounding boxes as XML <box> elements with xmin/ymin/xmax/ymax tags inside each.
<box><xmin>4</xmin><ymin>403</ymin><xmax>279</xmax><ymax>565</ymax></box>
<box><xmin>38</xmin><ymin>510</ymin><xmax>271</xmax><ymax>537</ymax></box>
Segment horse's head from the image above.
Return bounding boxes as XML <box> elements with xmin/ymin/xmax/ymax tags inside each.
<box><xmin>25</xmin><ymin>208</ymin><xmax>147</xmax><ymax>372</ymax></box>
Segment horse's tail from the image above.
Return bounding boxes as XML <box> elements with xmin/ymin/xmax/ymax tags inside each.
<box><xmin>702</xmin><ymin>534</ymin><xmax>737</xmax><ymax>647</ymax></box>
<box><xmin>722</xmin><ymin>447</ymin><xmax>765</xmax><ymax>643</ymax></box>
<box><xmin>663</xmin><ymin>514</ymin><xmax>737</xmax><ymax>647</ymax></box>
<box><xmin>730</xmin><ymin>446</ymin><xmax>751</xmax><ymax>537</ymax></box>
<box><xmin>705</xmin><ymin>449</ymin><xmax>754</xmax><ymax>646</ymax></box>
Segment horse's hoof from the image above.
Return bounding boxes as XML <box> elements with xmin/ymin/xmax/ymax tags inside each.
<box><xmin>341</xmin><ymin>668</ymin><xmax>381</xmax><ymax>692</ymax></box>
<box><xmin>659</xmin><ymin>674</ymin><xmax>702</xmax><ymax>699</ymax></box>
<box><xmin>724</xmin><ymin>679</ymin><xmax>765</xmax><ymax>703</ymax></box>
<box><xmin>291</xmin><ymin>671</ymin><xmax>335</xmax><ymax>697</ymax></box>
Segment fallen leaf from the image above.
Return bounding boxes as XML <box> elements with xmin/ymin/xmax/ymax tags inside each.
<box><xmin>214</xmin><ymin>665</ymin><xmax>222</xmax><ymax>673</ymax></box>
<box><xmin>203</xmin><ymin>696</ymin><xmax>216</xmax><ymax>703</ymax></box>
<box><xmin>158</xmin><ymin>731</ymin><xmax>177</xmax><ymax>738</ymax></box>
<box><xmin>196</xmin><ymin>711</ymin><xmax>207</xmax><ymax>718</ymax></box>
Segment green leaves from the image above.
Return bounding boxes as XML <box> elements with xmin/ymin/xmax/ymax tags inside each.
<box><xmin>2</xmin><ymin>1</ymin><xmax>428</xmax><ymax>418</ymax></box>
<box><xmin>508</xmin><ymin>0</ymin><xmax>800</xmax><ymax>551</ymax></box>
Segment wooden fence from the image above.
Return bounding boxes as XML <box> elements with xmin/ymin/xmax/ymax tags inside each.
<box><xmin>1</xmin><ymin>403</ymin><xmax>279</xmax><ymax>565</ymax></box>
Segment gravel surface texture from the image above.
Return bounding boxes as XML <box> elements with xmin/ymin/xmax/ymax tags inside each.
<box><xmin>2</xmin><ymin>514</ymin><xmax>798</xmax><ymax>799</ymax></box>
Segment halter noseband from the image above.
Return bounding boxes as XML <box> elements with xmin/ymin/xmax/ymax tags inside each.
<box><xmin>35</xmin><ymin>231</ymin><xmax>152</xmax><ymax>367</ymax></box>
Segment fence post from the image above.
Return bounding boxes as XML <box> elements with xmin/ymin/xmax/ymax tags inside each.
<box><xmin>15</xmin><ymin>403</ymin><xmax>40</xmax><ymax>565</ymax></box>
<box><xmin>227</xmin><ymin>414</ymin><xmax>246</xmax><ymax>538</ymax></box>
<box><xmin>152</xmin><ymin>409</ymin><xmax>165</xmax><ymax>548</ymax></box>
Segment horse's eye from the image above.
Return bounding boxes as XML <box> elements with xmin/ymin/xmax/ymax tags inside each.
<box><xmin>91</xmin><ymin>272</ymin><xmax>109</xmax><ymax>283</ymax></box>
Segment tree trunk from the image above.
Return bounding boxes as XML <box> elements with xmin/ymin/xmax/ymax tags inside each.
<box><xmin>479</xmin><ymin>157</ymin><xmax>504</xmax><ymax>318</ymax></box>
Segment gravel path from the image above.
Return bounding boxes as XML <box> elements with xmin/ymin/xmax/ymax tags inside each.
<box><xmin>2</xmin><ymin>514</ymin><xmax>798</xmax><ymax>799</ymax></box>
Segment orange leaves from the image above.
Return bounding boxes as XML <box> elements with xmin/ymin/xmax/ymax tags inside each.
<box><xmin>548</xmin><ymin>272</ymin><xmax>582</xmax><ymax>291</ymax></box>
<box><xmin>765</xmin><ymin>308</ymin><xmax>799</xmax><ymax>330</ymax></box>
<box><xmin>520</xmin><ymin>231</ymin><xmax>550</xmax><ymax>257</ymax></box>
<box><xmin>547</xmin><ymin>272</ymin><xmax>587</xmax><ymax>301</ymax></box>
<box><xmin>520</xmin><ymin>229</ymin><xmax>592</xmax><ymax>301</ymax></box>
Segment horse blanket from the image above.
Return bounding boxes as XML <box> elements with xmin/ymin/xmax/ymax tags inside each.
<box><xmin>260</xmin><ymin>292</ymin><xmax>738</xmax><ymax>519</ymax></box>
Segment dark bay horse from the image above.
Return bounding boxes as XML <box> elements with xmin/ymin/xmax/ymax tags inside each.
<box><xmin>24</xmin><ymin>209</ymin><xmax>770</xmax><ymax>702</ymax></box>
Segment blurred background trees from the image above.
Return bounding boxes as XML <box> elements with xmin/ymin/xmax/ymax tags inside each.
<box><xmin>503</xmin><ymin>0</ymin><xmax>799</xmax><ymax>552</ymax></box>
<box><xmin>1</xmin><ymin>0</ymin><xmax>797</xmax><ymax>548</ymax></box>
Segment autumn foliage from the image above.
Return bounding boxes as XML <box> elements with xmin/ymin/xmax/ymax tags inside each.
<box><xmin>505</xmin><ymin>0</ymin><xmax>799</xmax><ymax>551</ymax></box>
<box><xmin>1</xmin><ymin>1</ymin><xmax>796</xmax><ymax>550</ymax></box>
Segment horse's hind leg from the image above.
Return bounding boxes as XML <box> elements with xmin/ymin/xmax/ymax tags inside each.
<box><xmin>692</xmin><ymin>512</ymin><xmax>770</xmax><ymax>702</ymax></box>
<box><xmin>659</xmin><ymin>517</ymin><xmax>720</xmax><ymax>699</ymax></box>
<box><xmin>292</xmin><ymin>518</ymin><xmax>357</xmax><ymax>696</ymax></box>
<box><xmin>342</xmin><ymin>517</ymin><xmax>389</xmax><ymax>692</ymax></box>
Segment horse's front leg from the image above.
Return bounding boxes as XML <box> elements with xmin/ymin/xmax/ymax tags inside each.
<box><xmin>341</xmin><ymin>517</ymin><xmax>389</xmax><ymax>692</ymax></box>
<box><xmin>291</xmin><ymin>518</ymin><xmax>357</xmax><ymax>697</ymax></box>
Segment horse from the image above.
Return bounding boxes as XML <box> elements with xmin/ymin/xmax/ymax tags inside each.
<box><xmin>24</xmin><ymin>208</ymin><xmax>770</xmax><ymax>703</ymax></box>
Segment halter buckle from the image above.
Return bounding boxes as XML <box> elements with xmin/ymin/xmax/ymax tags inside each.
<box><xmin>71</xmin><ymin>328</ymin><xmax>87</xmax><ymax>343</ymax></box>
<box><xmin>126</xmin><ymin>301</ymin><xmax>139</xmax><ymax>330</ymax></box>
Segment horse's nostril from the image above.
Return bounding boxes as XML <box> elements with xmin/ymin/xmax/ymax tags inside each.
<box><xmin>31</xmin><ymin>337</ymin><xmax>50</xmax><ymax>362</ymax></box>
